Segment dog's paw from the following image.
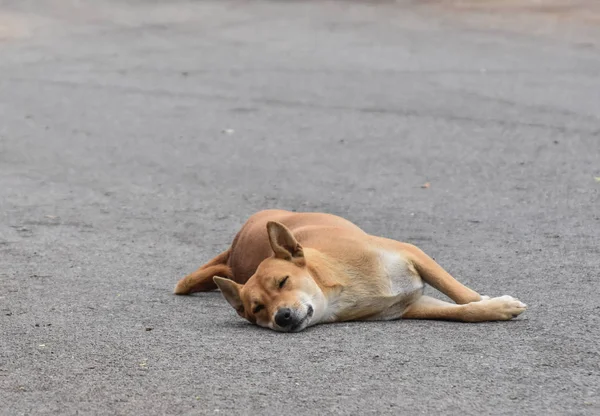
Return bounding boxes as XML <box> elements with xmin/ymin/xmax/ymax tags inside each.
<box><xmin>479</xmin><ymin>295</ymin><xmax>490</xmax><ymax>301</ymax></box>
<box><xmin>471</xmin><ymin>295</ymin><xmax>527</xmax><ymax>321</ymax></box>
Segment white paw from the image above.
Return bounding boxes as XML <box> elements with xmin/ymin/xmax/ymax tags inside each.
<box><xmin>480</xmin><ymin>295</ymin><xmax>490</xmax><ymax>301</ymax></box>
<box><xmin>472</xmin><ymin>295</ymin><xmax>527</xmax><ymax>321</ymax></box>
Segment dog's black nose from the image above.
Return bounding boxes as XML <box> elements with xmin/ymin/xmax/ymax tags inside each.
<box><xmin>275</xmin><ymin>308</ymin><xmax>293</xmax><ymax>327</ymax></box>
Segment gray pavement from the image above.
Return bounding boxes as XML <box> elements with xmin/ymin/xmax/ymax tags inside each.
<box><xmin>1</xmin><ymin>1</ymin><xmax>599</xmax><ymax>414</ymax></box>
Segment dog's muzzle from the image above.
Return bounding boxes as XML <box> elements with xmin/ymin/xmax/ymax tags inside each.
<box><xmin>274</xmin><ymin>305</ymin><xmax>314</xmax><ymax>332</ymax></box>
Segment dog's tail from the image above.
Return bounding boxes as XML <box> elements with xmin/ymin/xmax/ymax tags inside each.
<box><xmin>174</xmin><ymin>249</ymin><xmax>233</xmax><ymax>295</ymax></box>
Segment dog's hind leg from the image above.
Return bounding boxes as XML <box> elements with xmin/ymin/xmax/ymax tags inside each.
<box><xmin>401</xmin><ymin>295</ymin><xmax>526</xmax><ymax>322</ymax></box>
<box><xmin>174</xmin><ymin>249</ymin><xmax>232</xmax><ymax>295</ymax></box>
<box><xmin>398</xmin><ymin>243</ymin><xmax>483</xmax><ymax>304</ymax></box>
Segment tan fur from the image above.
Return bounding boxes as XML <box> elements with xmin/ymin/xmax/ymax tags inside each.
<box><xmin>174</xmin><ymin>210</ymin><xmax>526</xmax><ymax>332</ymax></box>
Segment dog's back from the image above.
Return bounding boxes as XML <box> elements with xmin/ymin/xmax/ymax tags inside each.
<box><xmin>227</xmin><ymin>210</ymin><xmax>367</xmax><ymax>283</ymax></box>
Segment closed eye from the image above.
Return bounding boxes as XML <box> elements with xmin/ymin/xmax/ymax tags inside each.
<box><xmin>253</xmin><ymin>304</ymin><xmax>264</xmax><ymax>314</ymax></box>
<box><xmin>279</xmin><ymin>276</ymin><xmax>289</xmax><ymax>289</ymax></box>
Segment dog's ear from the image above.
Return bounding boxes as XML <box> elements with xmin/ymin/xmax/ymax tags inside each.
<box><xmin>213</xmin><ymin>277</ymin><xmax>245</xmax><ymax>316</ymax></box>
<box><xmin>266</xmin><ymin>221</ymin><xmax>305</xmax><ymax>265</ymax></box>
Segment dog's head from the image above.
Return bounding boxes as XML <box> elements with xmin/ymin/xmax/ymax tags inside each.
<box><xmin>214</xmin><ymin>221</ymin><xmax>323</xmax><ymax>332</ymax></box>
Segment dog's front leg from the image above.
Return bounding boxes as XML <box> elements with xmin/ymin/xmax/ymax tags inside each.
<box><xmin>401</xmin><ymin>295</ymin><xmax>526</xmax><ymax>322</ymax></box>
<box><xmin>335</xmin><ymin>290</ymin><xmax>422</xmax><ymax>322</ymax></box>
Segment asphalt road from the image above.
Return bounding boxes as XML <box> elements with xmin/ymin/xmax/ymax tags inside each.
<box><xmin>1</xmin><ymin>1</ymin><xmax>599</xmax><ymax>415</ymax></box>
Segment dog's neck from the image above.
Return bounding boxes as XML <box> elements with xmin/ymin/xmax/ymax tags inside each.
<box><xmin>303</xmin><ymin>248</ymin><xmax>353</xmax><ymax>323</ymax></box>
<box><xmin>304</xmin><ymin>248</ymin><xmax>346</xmax><ymax>290</ymax></box>
<box><xmin>304</xmin><ymin>247</ymin><xmax>418</xmax><ymax>323</ymax></box>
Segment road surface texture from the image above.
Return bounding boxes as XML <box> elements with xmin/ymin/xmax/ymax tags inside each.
<box><xmin>1</xmin><ymin>0</ymin><xmax>599</xmax><ymax>415</ymax></box>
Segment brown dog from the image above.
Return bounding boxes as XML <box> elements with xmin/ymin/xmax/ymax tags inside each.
<box><xmin>174</xmin><ymin>210</ymin><xmax>526</xmax><ymax>332</ymax></box>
